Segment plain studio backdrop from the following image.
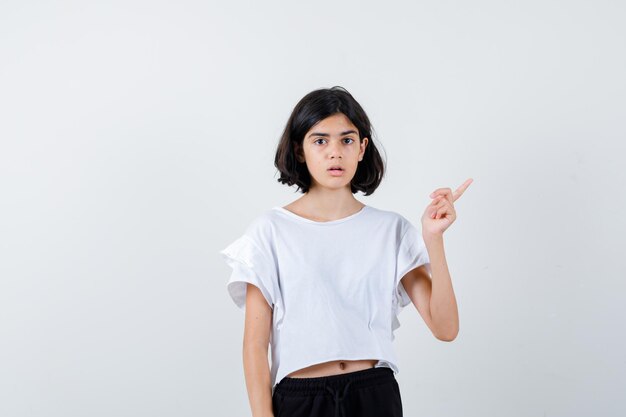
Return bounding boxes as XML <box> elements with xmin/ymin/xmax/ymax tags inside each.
<box><xmin>1</xmin><ymin>1</ymin><xmax>624</xmax><ymax>416</ymax></box>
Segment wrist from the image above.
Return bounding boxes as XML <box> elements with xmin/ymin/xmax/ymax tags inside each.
<box><xmin>423</xmin><ymin>231</ymin><xmax>443</xmax><ymax>245</ymax></box>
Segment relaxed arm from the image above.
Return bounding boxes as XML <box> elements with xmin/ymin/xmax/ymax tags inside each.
<box><xmin>242</xmin><ymin>283</ymin><xmax>274</xmax><ymax>417</ymax></box>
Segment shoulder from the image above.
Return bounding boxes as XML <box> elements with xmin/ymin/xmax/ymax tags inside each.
<box><xmin>241</xmin><ymin>208</ymin><xmax>281</xmax><ymax>248</ymax></box>
<box><xmin>365</xmin><ymin>205</ymin><xmax>412</xmax><ymax>232</ymax></box>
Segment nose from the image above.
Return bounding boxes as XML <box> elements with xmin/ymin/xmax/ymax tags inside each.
<box><xmin>328</xmin><ymin>141</ymin><xmax>343</xmax><ymax>158</ymax></box>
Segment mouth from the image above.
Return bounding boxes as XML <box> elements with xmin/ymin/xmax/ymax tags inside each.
<box><xmin>327</xmin><ymin>167</ymin><xmax>345</xmax><ymax>176</ymax></box>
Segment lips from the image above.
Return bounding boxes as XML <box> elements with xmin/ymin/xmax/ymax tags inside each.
<box><xmin>327</xmin><ymin>166</ymin><xmax>345</xmax><ymax>176</ymax></box>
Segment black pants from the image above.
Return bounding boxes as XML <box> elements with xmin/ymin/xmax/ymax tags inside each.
<box><xmin>272</xmin><ymin>366</ymin><xmax>403</xmax><ymax>417</ymax></box>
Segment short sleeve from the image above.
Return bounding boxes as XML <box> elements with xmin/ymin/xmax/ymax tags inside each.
<box><xmin>392</xmin><ymin>219</ymin><xmax>431</xmax><ymax>335</ymax></box>
<box><xmin>218</xmin><ymin>234</ymin><xmax>278</xmax><ymax>311</ymax></box>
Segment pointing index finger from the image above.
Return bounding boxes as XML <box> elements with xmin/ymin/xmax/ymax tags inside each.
<box><xmin>452</xmin><ymin>178</ymin><xmax>473</xmax><ymax>201</ymax></box>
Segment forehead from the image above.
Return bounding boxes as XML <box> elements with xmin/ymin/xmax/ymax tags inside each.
<box><xmin>306</xmin><ymin>113</ymin><xmax>358</xmax><ymax>136</ymax></box>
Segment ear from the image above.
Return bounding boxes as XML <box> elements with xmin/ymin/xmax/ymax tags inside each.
<box><xmin>359</xmin><ymin>137</ymin><xmax>368</xmax><ymax>161</ymax></box>
<box><xmin>294</xmin><ymin>142</ymin><xmax>305</xmax><ymax>163</ymax></box>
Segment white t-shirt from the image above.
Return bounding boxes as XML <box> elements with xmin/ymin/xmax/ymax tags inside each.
<box><xmin>218</xmin><ymin>204</ymin><xmax>431</xmax><ymax>393</ymax></box>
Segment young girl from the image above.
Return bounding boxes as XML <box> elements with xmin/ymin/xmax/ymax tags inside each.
<box><xmin>219</xmin><ymin>86</ymin><xmax>471</xmax><ymax>417</ymax></box>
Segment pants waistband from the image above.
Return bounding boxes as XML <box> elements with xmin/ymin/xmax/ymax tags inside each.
<box><xmin>275</xmin><ymin>366</ymin><xmax>395</xmax><ymax>395</ymax></box>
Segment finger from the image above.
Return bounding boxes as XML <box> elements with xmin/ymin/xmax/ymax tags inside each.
<box><xmin>430</xmin><ymin>195</ymin><xmax>446</xmax><ymax>205</ymax></box>
<box><xmin>430</xmin><ymin>196</ymin><xmax>450</xmax><ymax>212</ymax></box>
<box><xmin>452</xmin><ymin>178</ymin><xmax>473</xmax><ymax>201</ymax></box>
<box><xmin>437</xmin><ymin>207</ymin><xmax>455</xmax><ymax>219</ymax></box>
<box><xmin>433</xmin><ymin>205</ymin><xmax>448</xmax><ymax>219</ymax></box>
<box><xmin>434</xmin><ymin>198</ymin><xmax>449</xmax><ymax>210</ymax></box>
<box><xmin>435</xmin><ymin>205</ymin><xmax>455</xmax><ymax>220</ymax></box>
<box><xmin>429</xmin><ymin>187</ymin><xmax>447</xmax><ymax>198</ymax></box>
<box><xmin>430</xmin><ymin>187</ymin><xmax>454</xmax><ymax>203</ymax></box>
<box><xmin>431</xmin><ymin>199</ymin><xmax>450</xmax><ymax>218</ymax></box>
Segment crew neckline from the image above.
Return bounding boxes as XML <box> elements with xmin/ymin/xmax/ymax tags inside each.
<box><xmin>272</xmin><ymin>205</ymin><xmax>369</xmax><ymax>225</ymax></box>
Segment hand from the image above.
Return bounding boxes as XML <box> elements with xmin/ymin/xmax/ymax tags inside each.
<box><xmin>421</xmin><ymin>178</ymin><xmax>473</xmax><ymax>237</ymax></box>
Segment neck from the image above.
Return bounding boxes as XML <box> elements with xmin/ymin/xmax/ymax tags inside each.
<box><xmin>294</xmin><ymin>187</ymin><xmax>364</xmax><ymax>218</ymax></box>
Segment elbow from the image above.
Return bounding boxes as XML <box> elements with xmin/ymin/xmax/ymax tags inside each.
<box><xmin>434</xmin><ymin>325</ymin><xmax>459</xmax><ymax>342</ymax></box>
<box><xmin>430</xmin><ymin>311</ymin><xmax>460</xmax><ymax>342</ymax></box>
<box><xmin>436</xmin><ymin>333</ymin><xmax>458</xmax><ymax>342</ymax></box>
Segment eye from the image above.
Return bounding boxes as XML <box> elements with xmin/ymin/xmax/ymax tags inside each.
<box><xmin>313</xmin><ymin>138</ymin><xmax>355</xmax><ymax>145</ymax></box>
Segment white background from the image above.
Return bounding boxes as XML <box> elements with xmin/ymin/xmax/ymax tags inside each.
<box><xmin>1</xmin><ymin>1</ymin><xmax>625</xmax><ymax>416</ymax></box>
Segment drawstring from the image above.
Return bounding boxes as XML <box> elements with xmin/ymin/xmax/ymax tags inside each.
<box><xmin>324</xmin><ymin>379</ymin><xmax>354</xmax><ymax>417</ymax></box>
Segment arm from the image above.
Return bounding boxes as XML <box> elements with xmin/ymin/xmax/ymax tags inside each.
<box><xmin>242</xmin><ymin>283</ymin><xmax>274</xmax><ymax>417</ymax></box>
<box><xmin>402</xmin><ymin>180</ymin><xmax>471</xmax><ymax>341</ymax></box>
<box><xmin>400</xmin><ymin>233</ymin><xmax>459</xmax><ymax>341</ymax></box>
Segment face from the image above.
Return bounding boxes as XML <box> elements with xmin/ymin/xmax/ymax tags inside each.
<box><xmin>296</xmin><ymin>113</ymin><xmax>368</xmax><ymax>191</ymax></box>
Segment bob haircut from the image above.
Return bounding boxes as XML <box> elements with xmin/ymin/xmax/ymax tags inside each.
<box><xmin>274</xmin><ymin>86</ymin><xmax>386</xmax><ymax>196</ymax></box>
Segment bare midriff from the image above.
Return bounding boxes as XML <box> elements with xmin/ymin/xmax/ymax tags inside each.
<box><xmin>285</xmin><ymin>359</ymin><xmax>379</xmax><ymax>378</ymax></box>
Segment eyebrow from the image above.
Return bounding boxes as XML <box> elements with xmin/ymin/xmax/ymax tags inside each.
<box><xmin>308</xmin><ymin>130</ymin><xmax>358</xmax><ymax>138</ymax></box>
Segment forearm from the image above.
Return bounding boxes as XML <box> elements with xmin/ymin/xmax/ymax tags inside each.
<box><xmin>423</xmin><ymin>232</ymin><xmax>459</xmax><ymax>340</ymax></box>
<box><xmin>243</xmin><ymin>344</ymin><xmax>274</xmax><ymax>417</ymax></box>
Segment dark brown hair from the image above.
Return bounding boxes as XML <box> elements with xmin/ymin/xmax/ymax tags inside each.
<box><xmin>274</xmin><ymin>86</ymin><xmax>386</xmax><ymax>195</ymax></box>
